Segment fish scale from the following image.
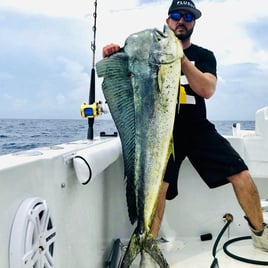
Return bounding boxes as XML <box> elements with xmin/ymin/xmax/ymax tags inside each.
<box><xmin>96</xmin><ymin>25</ymin><xmax>183</xmax><ymax>267</ymax></box>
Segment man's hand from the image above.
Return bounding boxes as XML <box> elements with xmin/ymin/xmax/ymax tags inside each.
<box><xmin>102</xmin><ymin>43</ymin><xmax>121</xmax><ymax>58</ymax></box>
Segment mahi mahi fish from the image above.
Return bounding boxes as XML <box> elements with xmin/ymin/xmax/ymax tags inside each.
<box><xmin>96</xmin><ymin>25</ymin><xmax>183</xmax><ymax>267</ymax></box>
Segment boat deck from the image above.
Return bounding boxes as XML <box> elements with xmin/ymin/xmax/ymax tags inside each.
<box><xmin>120</xmin><ymin>237</ymin><xmax>268</xmax><ymax>267</ymax></box>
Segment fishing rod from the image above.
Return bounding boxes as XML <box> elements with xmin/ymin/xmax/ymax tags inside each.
<box><xmin>87</xmin><ymin>0</ymin><xmax>97</xmax><ymax>140</ymax></box>
<box><xmin>80</xmin><ymin>0</ymin><xmax>102</xmax><ymax>139</ymax></box>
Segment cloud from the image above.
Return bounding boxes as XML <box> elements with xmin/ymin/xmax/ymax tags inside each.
<box><xmin>0</xmin><ymin>0</ymin><xmax>90</xmax><ymax>18</ymax></box>
<box><xmin>0</xmin><ymin>0</ymin><xmax>267</xmax><ymax>120</ymax></box>
<box><xmin>207</xmin><ymin>62</ymin><xmax>268</xmax><ymax>120</ymax></box>
<box><xmin>0</xmin><ymin>9</ymin><xmax>91</xmax><ymax>118</ymax></box>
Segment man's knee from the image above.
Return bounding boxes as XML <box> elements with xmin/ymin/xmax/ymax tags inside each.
<box><xmin>228</xmin><ymin>170</ymin><xmax>251</xmax><ymax>184</ymax></box>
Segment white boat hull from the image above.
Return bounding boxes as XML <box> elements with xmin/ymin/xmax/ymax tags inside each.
<box><xmin>1</xmin><ymin>107</ymin><xmax>268</xmax><ymax>267</ymax></box>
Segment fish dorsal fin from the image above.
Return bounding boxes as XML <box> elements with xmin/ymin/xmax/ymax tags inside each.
<box><xmin>96</xmin><ymin>53</ymin><xmax>137</xmax><ymax>224</ymax></box>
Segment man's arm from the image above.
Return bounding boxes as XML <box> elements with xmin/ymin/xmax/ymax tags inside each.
<box><xmin>181</xmin><ymin>55</ymin><xmax>217</xmax><ymax>99</ymax></box>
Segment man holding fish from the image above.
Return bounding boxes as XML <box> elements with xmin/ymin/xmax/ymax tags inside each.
<box><xmin>102</xmin><ymin>0</ymin><xmax>268</xmax><ymax>262</ymax></box>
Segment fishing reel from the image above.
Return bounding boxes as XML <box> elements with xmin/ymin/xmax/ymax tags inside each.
<box><xmin>80</xmin><ymin>101</ymin><xmax>103</xmax><ymax>118</ymax></box>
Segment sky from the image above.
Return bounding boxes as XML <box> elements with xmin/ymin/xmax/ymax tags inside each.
<box><xmin>0</xmin><ymin>0</ymin><xmax>267</xmax><ymax>120</ymax></box>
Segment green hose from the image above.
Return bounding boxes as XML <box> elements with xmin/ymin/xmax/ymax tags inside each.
<box><xmin>223</xmin><ymin>236</ymin><xmax>268</xmax><ymax>266</ymax></box>
<box><xmin>211</xmin><ymin>213</ymin><xmax>268</xmax><ymax>266</ymax></box>
<box><xmin>210</xmin><ymin>213</ymin><xmax>233</xmax><ymax>267</ymax></box>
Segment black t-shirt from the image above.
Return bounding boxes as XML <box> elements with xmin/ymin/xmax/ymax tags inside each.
<box><xmin>176</xmin><ymin>44</ymin><xmax>217</xmax><ymax>126</ymax></box>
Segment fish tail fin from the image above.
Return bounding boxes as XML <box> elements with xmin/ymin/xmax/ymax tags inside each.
<box><xmin>119</xmin><ymin>232</ymin><xmax>141</xmax><ymax>268</ymax></box>
<box><xmin>143</xmin><ymin>233</ymin><xmax>169</xmax><ymax>267</ymax></box>
<box><xmin>120</xmin><ymin>232</ymin><xmax>169</xmax><ymax>268</ymax></box>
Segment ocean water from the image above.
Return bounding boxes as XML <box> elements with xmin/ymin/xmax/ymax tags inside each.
<box><xmin>0</xmin><ymin>119</ymin><xmax>117</xmax><ymax>156</ymax></box>
<box><xmin>0</xmin><ymin>118</ymin><xmax>254</xmax><ymax>156</ymax></box>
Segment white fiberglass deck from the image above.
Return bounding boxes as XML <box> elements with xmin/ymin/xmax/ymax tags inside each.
<box><xmin>123</xmin><ymin>237</ymin><xmax>268</xmax><ymax>267</ymax></box>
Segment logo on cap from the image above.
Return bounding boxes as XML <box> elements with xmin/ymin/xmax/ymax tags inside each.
<box><xmin>176</xmin><ymin>1</ymin><xmax>195</xmax><ymax>8</ymax></box>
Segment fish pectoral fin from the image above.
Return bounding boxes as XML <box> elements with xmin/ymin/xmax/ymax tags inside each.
<box><xmin>157</xmin><ymin>66</ymin><xmax>165</xmax><ymax>93</ymax></box>
<box><xmin>143</xmin><ymin>233</ymin><xmax>169</xmax><ymax>268</ymax></box>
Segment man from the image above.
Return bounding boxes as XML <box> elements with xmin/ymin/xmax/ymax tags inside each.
<box><xmin>103</xmin><ymin>0</ymin><xmax>268</xmax><ymax>252</ymax></box>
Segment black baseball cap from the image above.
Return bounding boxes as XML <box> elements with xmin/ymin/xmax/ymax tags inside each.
<box><xmin>168</xmin><ymin>0</ymin><xmax>202</xmax><ymax>19</ymax></box>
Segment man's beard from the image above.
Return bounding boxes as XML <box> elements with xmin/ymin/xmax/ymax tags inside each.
<box><xmin>176</xmin><ymin>27</ymin><xmax>194</xmax><ymax>41</ymax></box>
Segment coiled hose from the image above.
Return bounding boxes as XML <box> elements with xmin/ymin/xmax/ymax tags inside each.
<box><xmin>211</xmin><ymin>213</ymin><xmax>268</xmax><ymax>266</ymax></box>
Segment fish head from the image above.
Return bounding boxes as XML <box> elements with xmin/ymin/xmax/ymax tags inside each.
<box><xmin>124</xmin><ymin>30</ymin><xmax>156</xmax><ymax>61</ymax></box>
<box><xmin>154</xmin><ymin>25</ymin><xmax>184</xmax><ymax>65</ymax></box>
<box><xmin>124</xmin><ymin>26</ymin><xmax>182</xmax><ymax>66</ymax></box>
<box><xmin>124</xmin><ymin>26</ymin><xmax>183</xmax><ymax>76</ymax></box>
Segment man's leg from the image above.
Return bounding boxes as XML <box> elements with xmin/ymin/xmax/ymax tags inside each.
<box><xmin>152</xmin><ymin>172</ymin><xmax>264</xmax><ymax>231</ymax></box>
<box><xmin>228</xmin><ymin>170</ymin><xmax>263</xmax><ymax>230</ymax></box>
<box><xmin>151</xmin><ymin>182</ymin><xmax>170</xmax><ymax>239</ymax></box>
<box><xmin>228</xmin><ymin>170</ymin><xmax>268</xmax><ymax>251</ymax></box>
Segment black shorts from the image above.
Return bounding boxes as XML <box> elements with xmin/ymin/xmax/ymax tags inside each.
<box><xmin>164</xmin><ymin>119</ymin><xmax>248</xmax><ymax>200</ymax></box>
